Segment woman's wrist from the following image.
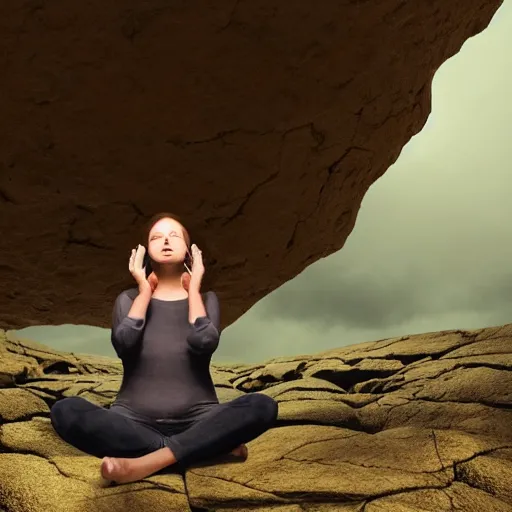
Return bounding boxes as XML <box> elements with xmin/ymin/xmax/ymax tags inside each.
<box><xmin>187</xmin><ymin>286</ymin><xmax>201</xmax><ymax>298</ymax></box>
<box><xmin>138</xmin><ymin>283</ymin><xmax>153</xmax><ymax>298</ymax></box>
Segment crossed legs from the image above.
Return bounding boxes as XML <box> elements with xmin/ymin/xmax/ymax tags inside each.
<box><xmin>102</xmin><ymin>393</ymin><xmax>278</xmax><ymax>483</ymax></box>
<box><xmin>50</xmin><ymin>393</ymin><xmax>278</xmax><ymax>484</ymax></box>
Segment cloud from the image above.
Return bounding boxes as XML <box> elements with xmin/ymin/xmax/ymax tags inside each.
<box><xmin>18</xmin><ymin>325</ymin><xmax>116</xmax><ymax>359</ymax></box>
<box><xmin>256</xmin><ymin>264</ymin><xmax>423</xmax><ymax>329</ymax></box>
<box><xmin>252</xmin><ymin>257</ymin><xmax>512</xmax><ymax>332</ymax></box>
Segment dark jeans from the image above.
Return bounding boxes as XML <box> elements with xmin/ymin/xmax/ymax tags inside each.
<box><xmin>50</xmin><ymin>393</ymin><xmax>278</xmax><ymax>470</ymax></box>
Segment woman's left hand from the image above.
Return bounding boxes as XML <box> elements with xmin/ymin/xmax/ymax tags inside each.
<box><xmin>189</xmin><ymin>244</ymin><xmax>205</xmax><ymax>292</ymax></box>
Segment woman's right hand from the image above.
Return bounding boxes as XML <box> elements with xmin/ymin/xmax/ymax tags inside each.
<box><xmin>129</xmin><ymin>245</ymin><xmax>157</xmax><ymax>294</ymax></box>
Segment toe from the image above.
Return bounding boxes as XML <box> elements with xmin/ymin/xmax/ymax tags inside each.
<box><xmin>101</xmin><ymin>458</ymin><xmax>111</xmax><ymax>479</ymax></box>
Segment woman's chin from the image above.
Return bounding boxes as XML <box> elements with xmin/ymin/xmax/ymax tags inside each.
<box><xmin>153</xmin><ymin>256</ymin><xmax>181</xmax><ymax>266</ymax></box>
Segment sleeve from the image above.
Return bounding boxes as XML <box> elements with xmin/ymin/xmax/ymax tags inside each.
<box><xmin>110</xmin><ymin>291</ymin><xmax>146</xmax><ymax>359</ymax></box>
<box><xmin>186</xmin><ymin>291</ymin><xmax>221</xmax><ymax>355</ymax></box>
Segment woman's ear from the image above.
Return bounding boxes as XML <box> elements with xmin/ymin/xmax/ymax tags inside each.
<box><xmin>148</xmin><ymin>272</ymin><xmax>158</xmax><ymax>292</ymax></box>
<box><xmin>181</xmin><ymin>272</ymin><xmax>191</xmax><ymax>292</ymax></box>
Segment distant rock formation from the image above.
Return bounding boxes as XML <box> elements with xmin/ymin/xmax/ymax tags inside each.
<box><xmin>0</xmin><ymin>0</ymin><xmax>504</xmax><ymax>330</ymax></box>
<box><xmin>1</xmin><ymin>324</ymin><xmax>511</xmax><ymax>511</ymax></box>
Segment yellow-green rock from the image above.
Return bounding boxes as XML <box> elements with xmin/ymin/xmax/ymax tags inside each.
<box><xmin>1</xmin><ymin>324</ymin><xmax>511</xmax><ymax>511</ymax></box>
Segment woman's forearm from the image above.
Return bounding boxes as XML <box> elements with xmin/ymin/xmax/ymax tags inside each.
<box><xmin>188</xmin><ymin>289</ymin><xmax>207</xmax><ymax>323</ymax></box>
<box><xmin>127</xmin><ymin>287</ymin><xmax>152</xmax><ymax>320</ymax></box>
<box><xmin>111</xmin><ymin>287</ymin><xmax>151</xmax><ymax>358</ymax></box>
<box><xmin>186</xmin><ymin>290</ymin><xmax>220</xmax><ymax>354</ymax></box>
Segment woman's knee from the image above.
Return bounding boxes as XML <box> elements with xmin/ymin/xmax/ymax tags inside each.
<box><xmin>247</xmin><ymin>393</ymin><xmax>279</xmax><ymax>426</ymax></box>
<box><xmin>50</xmin><ymin>396</ymin><xmax>90</xmax><ymax>432</ymax></box>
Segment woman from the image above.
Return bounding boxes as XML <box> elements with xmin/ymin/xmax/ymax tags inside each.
<box><xmin>50</xmin><ymin>212</ymin><xmax>279</xmax><ymax>484</ymax></box>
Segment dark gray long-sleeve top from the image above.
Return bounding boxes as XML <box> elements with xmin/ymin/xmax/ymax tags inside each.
<box><xmin>109</xmin><ymin>288</ymin><xmax>221</xmax><ymax>420</ymax></box>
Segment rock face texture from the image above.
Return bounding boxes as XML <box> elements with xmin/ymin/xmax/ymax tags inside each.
<box><xmin>0</xmin><ymin>0</ymin><xmax>504</xmax><ymax>330</ymax></box>
<box><xmin>1</xmin><ymin>324</ymin><xmax>511</xmax><ymax>511</ymax></box>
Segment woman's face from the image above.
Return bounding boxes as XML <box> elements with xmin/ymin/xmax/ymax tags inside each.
<box><xmin>147</xmin><ymin>218</ymin><xmax>189</xmax><ymax>265</ymax></box>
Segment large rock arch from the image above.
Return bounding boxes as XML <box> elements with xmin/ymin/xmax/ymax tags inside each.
<box><xmin>0</xmin><ymin>0</ymin><xmax>503</xmax><ymax>329</ymax></box>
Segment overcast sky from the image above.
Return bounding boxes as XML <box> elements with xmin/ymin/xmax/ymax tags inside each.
<box><xmin>18</xmin><ymin>2</ymin><xmax>512</xmax><ymax>364</ymax></box>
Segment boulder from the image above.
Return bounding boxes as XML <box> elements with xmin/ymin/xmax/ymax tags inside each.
<box><xmin>0</xmin><ymin>0</ymin><xmax>504</xmax><ymax>330</ymax></box>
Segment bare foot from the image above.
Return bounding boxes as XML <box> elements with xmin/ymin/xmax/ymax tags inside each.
<box><xmin>229</xmin><ymin>444</ymin><xmax>248</xmax><ymax>459</ymax></box>
<box><xmin>100</xmin><ymin>456</ymin><xmax>150</xmax><ymax>484</ymax></box>
<box><xmin>101</xmin><ymin>447</ymin><xmax>177</xmax><ymax>484</ymax></box>
<box><xmin>101</xmin><ymin>457</ymin><xmax>129</xmax><ymax>483</ymax></box>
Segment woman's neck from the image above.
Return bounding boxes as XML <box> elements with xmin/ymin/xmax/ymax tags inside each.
<box><xmin>152</xmin><ymin>267</ymin><xmax>188</xmax><ymax>299</ymax></box>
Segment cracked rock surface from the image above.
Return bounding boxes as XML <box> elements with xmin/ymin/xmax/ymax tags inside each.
<box><xmin>0</xmin><ymin>0</ymin><xmax>504</xmax><ymax>330</ymax></box>
<box><xmin>1</xmin><ymin>324</ymin><xmax>511</xmax><ymax>511</ymax></box>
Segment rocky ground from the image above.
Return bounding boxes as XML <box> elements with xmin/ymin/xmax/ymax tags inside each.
<box><xmin>1</xmin><ymin>324</ymin><xmax>511</xmax><ymax>511</ymax></box>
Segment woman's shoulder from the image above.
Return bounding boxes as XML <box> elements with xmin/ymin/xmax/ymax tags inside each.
<box><xmin>116</xmin><ymin>287</ymin><xmax>139</xmax><ymax>302</ymax></box>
